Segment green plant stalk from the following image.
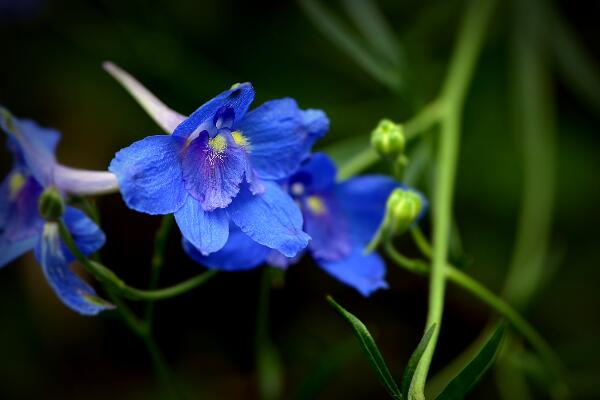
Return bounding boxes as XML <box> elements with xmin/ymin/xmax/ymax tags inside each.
<box><xmin>58</xmin><ymin>218</ymin><xmax>181</xmax><ymax>398</ymax></box>
<box><xmin>145</xmin><ymin>214</ymin><xmax>175</xmax><ymax>325</ymax></box>
<box><xmin>384</xmin><ymin>243</ymin><xmax>567</xmax><ymax>393</ymax></box>
<box><xmin>256</xmin><ymin>268</ymin><xmax>283</xmax><ymax>400</ymax></box>
<box><xmin>57</xmin><ymin>219</ymin><xmax>217</xmax><ymax>301</ymax></box>
<box><xmin>337</xmin><ymin>100</ymin><xmax>442</xmax><ymax>180</ymax></box>
<box><xmin>409</xmin><ymin>1</ymin><xmax>497</xmax><ymax>397</ymax></box>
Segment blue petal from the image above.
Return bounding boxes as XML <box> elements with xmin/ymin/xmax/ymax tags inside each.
<box><xmin>335</xmin><ymin>176</ymin><xmax>398</xmax><ymax>244</ymax></box>
<box><xmin>237</xmin><ymin>98</ymin><xmax>329</xmax><ymax>180</ymax></box>
<box><xmin>173</xmin><ymin>83</ymin><xmax>255</xmax><ymax>139</ymax></box>
<box><xmin>0</xmin><ymin>171</ymin><xmax>44</xmax><ymax>243</ymax></box>
<box><xmin>0</xmin><ymin>235</ymin><xmax>37</xmax><ymax>268</ymax></box>
<box><xmin>109</xmin><ymin>135</ymin><xmax>188</xmax><ymax>215</ymax></box>
<box><xmin>299</xmin><ymin>109</ymin><xmax>329</xmax><ymax>156</ymax></box>
<box><xmin>174</xmin><ymin>196</ymin><xmax>229</xmax><ymax>255</ymax></box>
<box><xmin>181</xmin><ymin>131</ymin><xmax>246</xmax><ymax>211</ymax></box>
<box><xmin>303</xmin><ymin>192</ymin><xmax>351</xmax><ymax>261</ymax></box>
<box><xmin>1</xmin><ymin>108</ymin><xmax>60</xmax><ymax>185</ymax></box>
<box><xmin>317</xmin><ymin>248</ymin><xmax>388</xmax><ymax>297</ymax></box>
<box><xmin>229</xmin><ymin>181</ymin><xmax>310</xmax><ymax>257</ymax></box>
<box><xmin>61</xmin><ymin>207</ymin><xmax>106</xmax><ymax>261</ymax></box>
<box><xmin>34</xmin><ymin>223</ymin><xmax>113</xmax><ymax>316</ymax></box>
<box><xmin>292</xmin><ymin>153</ymin><xmax>337</xmax><ymax>193</ymax></box>
<box><xmin>182</xmin><ymin>224</ymin><xmax>269</xmax><ymax>271</ymax></box>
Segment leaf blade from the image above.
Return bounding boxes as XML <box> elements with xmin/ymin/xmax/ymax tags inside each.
<box><xmin>436</xmin><ymin>323</ymin><xmax>506</xmax><ymax>400</ymax></box>
<box><xmin>327</xmin><ymin>296</ymin><xmax>402</xmax><ymax>399</ymax></box>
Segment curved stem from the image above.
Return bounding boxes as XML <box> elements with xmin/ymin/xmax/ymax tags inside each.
<box><xmin>409</xmin><ymin>1</ymin><xmax>497</xmax><ymax>398</ymax></box>
<box><xmin>384</xmin><ymin>242</ymin><xmax>568</xmax><ymax>394</ymax></box>
<box><xmin>57</xmin><ymin>219</ymin><xmax>217</xmax><ymax>301</ymax></box>
<box><xmin>337</xmin><ymin>99</ymin><xmax>442</xmax><ymax>180</ymax></box>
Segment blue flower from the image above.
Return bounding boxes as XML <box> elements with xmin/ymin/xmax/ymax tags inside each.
<box><xmin>105</xmin><ymin>63</ymin><xmax>328</xmax><ymax>257</ymax></box>
<box><xmin>0</xmin><ymin>108</ymin><xmax>113</xmax><ymax>315</ymax></box>
<box><xmin>184</xmin><ymin>153</ymin><xmax>410</xmax><ymax>297</ymax></box>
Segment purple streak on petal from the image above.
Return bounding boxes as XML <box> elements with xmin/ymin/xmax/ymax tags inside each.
<box><xmin>182</xmin><ymin>131</ymin><xmax>246</xmax><ymax>211</ymax></box>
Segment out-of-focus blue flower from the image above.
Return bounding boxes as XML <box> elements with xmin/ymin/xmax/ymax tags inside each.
<box><xmin>105</xmin><ymin>63</ymin><xmax>328</xmax><ymax>257</ymax></box>
<box><xmin>0</xmin><ymin>108</ymin><xmax>113</xmax><ymax>315</ymax></box>
<box><xmin>185</xmin><ymin>153</ymin><xmax>418</xmax><ymax>297</ymax></box>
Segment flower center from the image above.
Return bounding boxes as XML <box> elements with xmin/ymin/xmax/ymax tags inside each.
<box><xmin>306</xmin><ymin>195</ymin><xmax>327</xmax><ymax>215</ymax></box>
<box><xmin>231</xmin><ymin>130</ymin><xmax>250</xmax><ymax>150</ymax></box>
<box><xmin>208</xmin><ymin>134</ymin><xmax>227</xmax><ymax>154</ymax></box>
<box><xmin>9</xmin><ymin>172</ymin><xmax>25</xmax><ymax>199</ymax></box>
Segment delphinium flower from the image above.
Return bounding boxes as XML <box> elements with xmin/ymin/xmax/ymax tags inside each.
<box><xmin>0</xmin><ymin>107</ymin><xmax>116</xmax><ymax>315</ymax></box>
<box><xmin>184</xmin><ymin>153</ymin><xmax>424</xmax><ymax>296</ymax></box>
<box><xmin>105</xmin><ymin>63</ymin><xmax>328</xmax><ymax>257</ymax></box>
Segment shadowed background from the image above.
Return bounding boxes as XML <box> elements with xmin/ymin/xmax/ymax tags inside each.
<box><xmin>1</xmin><ymin>0</ymin><xmax>599</xmax><ymax>399</ymax></box>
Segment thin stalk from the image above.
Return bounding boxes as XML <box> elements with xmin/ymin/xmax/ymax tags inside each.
<box><xmin>384</xmin><ymin>243</ymin><xmax>568</xmax><ymax>394</ymax></box>
<box><xmin>145</xmin><ymin>215</ymin><xmax>175</xmax><ymax>325</ymax></box>
<box><xmin>256</xmin><ymin>268</ymin><xmax>282</xmax><ymax>400</ymax></box>
<box><xmin>409</xmin><ymin>1</ymin><xmax>497</xmax><ymax>398</ymax></box>
<box><xmin>337</xmin><ymin>100</ymin><xmax>442</xmax><ymax>180</ymax></box>
<box><xmin>57</xmin><ymin>219</ymin><xmax>217</xmax><ymax>301</ymax></box>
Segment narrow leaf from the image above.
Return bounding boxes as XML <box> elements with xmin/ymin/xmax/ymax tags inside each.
<box><xmin>340</xmin><ymin>0</ymin><xmax>404</xmax><ymax>69</ymax></box>
<box><xmin>400</xmin><ymin>324</ymin><xmax>437</xmax><ymax>399</ymax></box>
<box><xmin>436</xmin><ymin>323</ymin><xmax>506</xmax><ymax>400</ymax></box>
<box><xmin>327</xmin><ymin>296</ymin><xmax>402</xmax><ymax>399</ymax></box>
<box><xmin>299</xmin><ymin>0</ymin><xmax>401</xmax><ymax>91</ymax></box>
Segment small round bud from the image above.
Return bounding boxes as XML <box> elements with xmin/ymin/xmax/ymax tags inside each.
<box><xmin>39</xmin><ymin>187</ymin><xmax>65</xmax><ymax>222</ymax></box>
<box><xmin>371</xmin><ymin>119</ymin><xmax>405</xmax><ymax>159</ymax></box>
<box><xmin>385</xmin><ymin>188</ymin><xmax>424</xmax><ymax>235</ymax></box>
<box><xmin>365</xmin><ymin>187</ymin><xmax>427</xmax><ymax>253</ymax></box>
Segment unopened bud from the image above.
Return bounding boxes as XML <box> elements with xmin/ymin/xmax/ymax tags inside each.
<box><xmin>365</xmin><ymin>187</ymin><xmax>427</xmax><ymax>253</ymax></box>
<box><xmin>371</xmin><ymin>119</ymin><xmax>405</xmax><ymax>159</ymax></box>
<box><xmin>39</xmin><ymin>187</ymin><xmax>65</xmax><ymax>222</ymax></box>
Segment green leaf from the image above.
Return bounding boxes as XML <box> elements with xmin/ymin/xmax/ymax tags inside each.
<box><xmin>340</xmin><ymin>0</ymin><xmax>404</xmax><ymax>69</ymax></box>
<box><xmin>436</xmin><ymin>323</ymin><xmax>506</xmax><ymax>400</ymax></box>
<box><xmin>400</xmin><ymin>324</ymin><xmax>437</xmax><ymax>399</ymax></box>
<box><xmin>327</xmin><ymin>296</ymin><xmax>402</xmax><ymax>399</ymax></box>
<box><xmin>298</xmin><ymin>0</ymin><xmax>401</xmax><ymax>91</ymax></box>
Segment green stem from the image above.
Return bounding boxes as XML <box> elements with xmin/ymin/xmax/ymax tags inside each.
<box><xmin>145</xmin><ymin>215</ymin><xmax>174</xmax><ymax>325</ymax></box>
<box><xmin>57</xmin><ymin>219</ymin><xmax>218</xmax><ymax>301</ymax></box>
<box><xmin>384</xmin><ymin>243</ymin><xmax>568</xmax><ymax>394</ymax></box>
<box><xmin>410</xmin><ymin>227</ymin><xmax>432</xmax><ymax>259</ymax></box>
<box><xmin>410</xmin><ymin>1</ymin><xmax>496</xmax><ymax>398</ymax></box>
<box><xmin>337</xmin><ymin>99</ymin><xmax>442</xmax><ymax>180</ymax></box>
<box><xmin>256</xmin><ymin>268</ymin><xmax>283</xmax><ymax>400</ymax></box>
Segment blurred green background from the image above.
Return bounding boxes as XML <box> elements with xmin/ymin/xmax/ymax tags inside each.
<box><xmin>1</xmin><ymin>0</ymin><xmax>599</xmax><ymax>399</ymax></box>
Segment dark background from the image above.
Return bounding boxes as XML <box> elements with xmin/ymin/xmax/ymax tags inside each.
<box><xmin>1</xmin><ymin>0</ymin><xmax>599</xmax><ymax>399</ymax></box>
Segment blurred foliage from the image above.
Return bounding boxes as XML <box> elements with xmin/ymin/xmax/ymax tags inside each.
<box><xmin>1</xmin><ymin>0</ymin><xmax>600</xmax><ymax>399</ymax></box>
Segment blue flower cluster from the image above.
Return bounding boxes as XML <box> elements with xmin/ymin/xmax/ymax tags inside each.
<box><xmin>0</xmin><ymin>63</ymin><xmax>426</xmax><ymax>315</ymax></box>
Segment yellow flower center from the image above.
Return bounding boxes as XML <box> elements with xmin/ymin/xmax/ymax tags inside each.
<box><xmin>9</xmin><ymin>172</ymin><xmax>26</xmax><ymax>199</ymax></box>
<box><xmin>208</xmin><ymin>134</ymin><xmax>227</xmax><ymax>154</ymax></box>
<box><xmin>232</xmin><ymin>130</ymin><xmax>250</xmax><ymax>150</ymax></box>
<box><xmin>306</xmin><ymin>195</ymin><xmax>327</xmax><ymax>215</ymax></box>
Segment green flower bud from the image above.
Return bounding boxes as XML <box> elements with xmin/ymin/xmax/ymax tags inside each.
<box><xmin>371</xmin><ymin>119</ymin><xmax>405</xmax><ymax>159</ymax></box>
<box><xmin>365</xmin><ymin>187</ymin><xmax>426</xmax><ymax>253</ymax></box>
<box><xmin>385</xmin><ymin>188</ymin><xmax>424</xmax><ymax>235</ymax></box>
<box><xmin>39</xmin><ymin>187</ymin><xmax>65</xmax><ymax>222</ymax></box>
